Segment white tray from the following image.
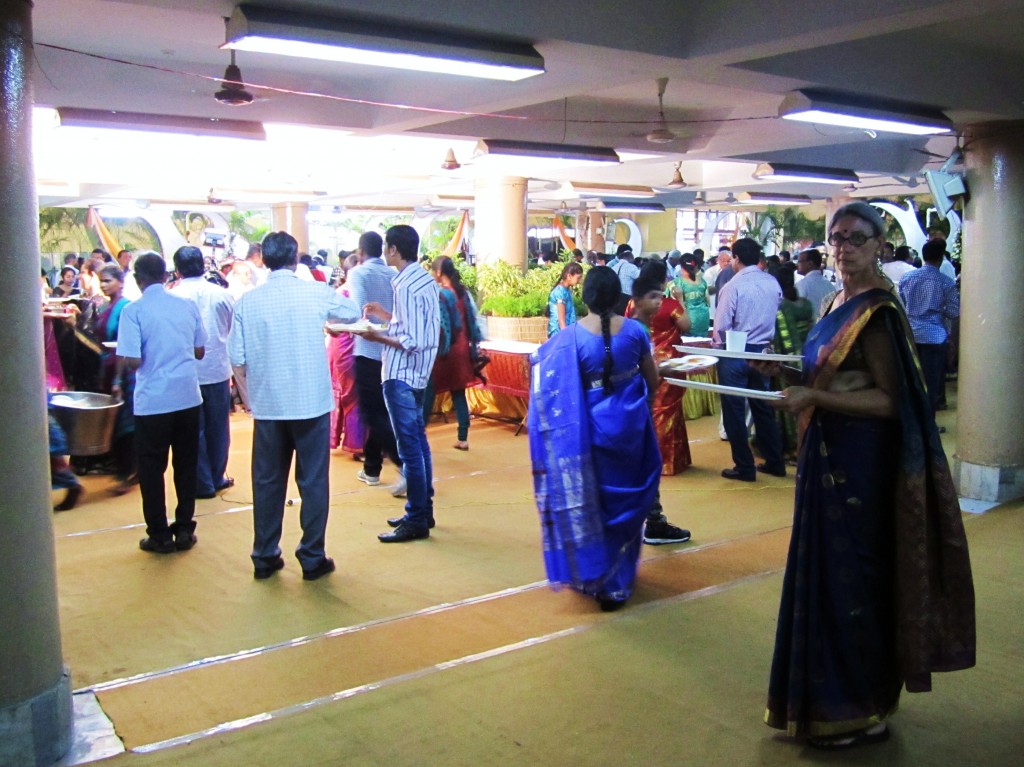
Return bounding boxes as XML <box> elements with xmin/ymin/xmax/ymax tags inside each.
<box><xmin>673</xmin><ymin>344</ymin><xmax>801</xmax><ymax>364</ymax></box>
<box><xmin>660</xmin><ymin>355</ymin><xmax>718</xmax><ymax>373</ymax></box>
<box><xmin>326</xmin><ymin>319</ymin><xmax>386</xmax><ymax>333</ymax></box>
<box><xmin>663</xmin><ymin>377</ymin><xmax>784</xmax><ymax>401</ymax></box>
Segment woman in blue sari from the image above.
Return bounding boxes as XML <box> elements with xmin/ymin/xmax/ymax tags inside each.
<box><xmin>528</xmin><ymin>266</ymin><xmax>662</xmax><ymax>611</ymax></box>
<box><xmin>97</xmin><ymin>264</ymin><xmax>137</xmax><ymax>494</ymax></box>
<box><xmin>761</xmin><ymin>202</ymin><xmax>975</xmax><ymax>749</ymax></box>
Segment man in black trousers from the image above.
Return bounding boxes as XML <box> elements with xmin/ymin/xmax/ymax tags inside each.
<box><xmin>116</xmin><ymin>252</ymin><xmax>206</xmax><ymax>553</ymax></box>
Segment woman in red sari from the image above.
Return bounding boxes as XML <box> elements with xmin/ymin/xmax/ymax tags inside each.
<box><xmin>628</xmin><ymin>261</ymin><xmax>692</xmax><ymax>474</ymax></box>
<box><xmin>329</xmin><ymin>255</ymin><xmax>365</xmax><ymax>456</ymax></box>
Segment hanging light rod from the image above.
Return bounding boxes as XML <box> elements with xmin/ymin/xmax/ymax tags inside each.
<box><xmin>752</xmin><ymin>162</ymin><xmax>859</xmax><ymax>185</ymax></box>
<box><xmin>54</xmin><ymin>108</ymin><xmax>267</xmax><ymax>140</ymax></box>
<box><xmin>779</xmin><ymin>89</ymin><xmax>953</xmax><ymax>136</ymax></box>
<box><xmin>733</xmin><ymin>192</ymin><xmax>812</xmax><ymax>206</ymax></box>
<box><xmin>474</xmin><ymin>139</ymin><xmax>620</xmax><ymax>166</ymax></box>
<box><xmin>572</xmin><ymin>182</ymin><xmax>655</xmax><ymax>199</ymax></box>
<box><xmin>223</xmin><ymin>4</ymin><xmax>545</xmax><ymax>81</ymax></box>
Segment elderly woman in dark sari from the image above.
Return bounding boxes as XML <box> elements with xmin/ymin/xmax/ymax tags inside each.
<box><xmin>528</xmin><ymin>266</ymin><xmax>661</xmax><ymax>611</ymax></box>
<box><xmin>759</xmin><ymin>201</ymin><xmax>975</xmax><ymax>750</ymax></box>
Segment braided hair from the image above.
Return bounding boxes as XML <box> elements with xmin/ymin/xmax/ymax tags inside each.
<box><xmin>433</xmin><ymin>256</ymin><xmax>466</xmax><ymax>298</ymax></box>
<box><xmin>582</xmin><ymin>266</ymin><xmax>621</xmax><ymax>394</ymax></box>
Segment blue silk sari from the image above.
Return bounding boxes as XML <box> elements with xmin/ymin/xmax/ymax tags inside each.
<box><xmin>528</xmin><ymin>322</ymin><xmax>661</xmax><ymax>603</ymax></box>
<box><xmin>765</xmin><ymin>288</ymin><xmax>975</xmax><ymax>737</ymax></box>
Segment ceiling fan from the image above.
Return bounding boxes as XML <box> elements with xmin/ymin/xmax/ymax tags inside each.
<box><xmin>645</xmin><ymin>78</ymin><xmax>677</xmax><ymax>144</ymax></box>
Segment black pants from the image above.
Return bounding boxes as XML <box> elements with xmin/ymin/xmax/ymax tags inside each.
<box><xmin>916</xmin><ymin>342</ymin><xmax>946</xmax><ymax>418</ymax></box>
<box><xmin>135</xmin><ymin>406</ymin><xmax>200</xmax><ymax>542</ymax></box>
<box><xmin>354</xmin><ymin>356</ymin><xmax>402</xmax><ymax>477</ymax></box>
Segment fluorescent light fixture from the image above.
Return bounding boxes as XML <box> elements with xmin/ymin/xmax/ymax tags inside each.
<box><xmin>734</xmin><ymin>192</ymin><xmax>812</xmax><ymax>206</ymax></box>
<box><xmin>572</xmin><ymin>182</ymin><xmax>654</xmax><ymax>199</ymax></box>
<box><xmin>752</xmin><ymin>162</ymin><xmax>859</xmax><ymax>185</ymax></box>
<box><xmin>474</xmin><ymin>139</ymin><xmax>620</xmax><ymax>165</ymax></box>
<box><xmin>224</xmin><ymin>4</ymin><xmax>544</xmax><ymax>81</ymax></box>
<box><xmin>779</xmin><ymin>89</ymin><xmax>953</xmax><ymax>136</ymax></box>
<box><xmin>597</xmin><ymin>200</ymin><xmax>666</xmax><ymax>213</ymax></box>
<box><xmin>56</xmin><ymin>108</ymin><xmax>266</xmax><ymax>140</ymax></box>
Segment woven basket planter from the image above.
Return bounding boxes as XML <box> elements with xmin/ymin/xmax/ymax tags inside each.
<box><xmin>483</xmin><ymin>316</ymin><xmax>548</xmax><ymax>344</ymax></box>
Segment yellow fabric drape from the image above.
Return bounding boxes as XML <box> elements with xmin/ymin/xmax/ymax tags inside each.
<box><xmin>86</xmin><ymin>207</ymin><xmax>121</xmax><ymax>255</ymax></box>
<box><xmin>442</xmin><ymin>210</ymin><xmax>470</xmax><ymax>257</ymax></box>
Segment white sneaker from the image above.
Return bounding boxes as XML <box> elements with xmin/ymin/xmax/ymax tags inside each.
<box><xmin>391</xmin><ymin>471</ymin><xmax>407</xmax><ymax>498</ymax></box>
<box><xmin>357</xmin><ymin>469</ymin><xmax>380</xmax><ymax>486</ymax></box>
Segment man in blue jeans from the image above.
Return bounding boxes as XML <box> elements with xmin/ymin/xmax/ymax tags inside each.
<box><xmin>362</xmin><ymin>225</ymin><xmax>440</xmax><ymax>542</ymax></box>
<box><xmin>713</xmin><ymin>238</ymin><xmax>786</xmax><ymax>481</ymax></box>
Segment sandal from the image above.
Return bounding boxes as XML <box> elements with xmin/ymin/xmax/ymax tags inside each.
<box><xmin>807</xmin><ymin>724</ymin><xmax>889</xmax><ymax>751</ymax></box>
<box><xmin>453</xmin><ymin>441</ymin><xmax>469</xmax><ymax>451</ymax></box>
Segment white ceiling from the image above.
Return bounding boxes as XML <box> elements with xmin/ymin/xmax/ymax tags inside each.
<box><xmin>29</xmin><ymin>0</ymin><xmax>1024</xmax><ymax>213</ymax></box>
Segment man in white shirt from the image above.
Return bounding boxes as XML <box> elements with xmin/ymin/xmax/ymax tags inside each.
<box><xmin>172</xmin><ymin>246</ymin><xmax>236</xmax><ymax>500</ymax></box>
<box><xmin>882</xmin><ymin>244</ymin><xmax>917</xmax><ymax>288</ymax></box>
<box><xmin>116</xmin><ymin>249</ymin><xmax>142</xmax><ymax>300</ymax></box>
<box><xmin>607</xmin><ymin>244</ymin><xmax>640</xmax><ymax>314</ymax></box>
<box><xmin>795</xmin><ymin>248</ymin><xmax>836</xmax><ymax>320</ymax></box>
<box><xmin>362</xmin><ymin>225</ymin><xmax>440</xmax><ymax>543</ymax></box>
<box><xmin>116</xmin><ymin>252</ymin><xmax>206</xmax><ymax>554</ymax></box>
<box><xmin>229</xmin><ymin>231</ymin><xmax>360</xmax><ymax>581</ymax></box>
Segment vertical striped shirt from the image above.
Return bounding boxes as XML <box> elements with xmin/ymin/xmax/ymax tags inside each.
<box><xmin>382</xmin><ymin>262</ymin><xmax>440</xmax><ymax>390</ymax></box>
<box><xmin>347</xmin><ymin>256</ymin><xmax>396</xmax><ymax>361</ymax></box>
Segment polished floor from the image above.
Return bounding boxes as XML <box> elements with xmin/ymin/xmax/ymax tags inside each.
<box><xmin>48</xmin><ymin>396</ymin><xmax>1024</xmax><ymax>766</ymax></box>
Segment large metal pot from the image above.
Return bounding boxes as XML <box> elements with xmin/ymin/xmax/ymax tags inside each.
<box><xmin>49</xmin><ymin>392</ymin><xmax>122</xmax><ymax>456</ymax></box>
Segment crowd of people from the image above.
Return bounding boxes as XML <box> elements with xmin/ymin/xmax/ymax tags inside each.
<box><xmin>43</xmin><ymin>210</ymin><xmax>974</xmax><ymax>751</ymax></box>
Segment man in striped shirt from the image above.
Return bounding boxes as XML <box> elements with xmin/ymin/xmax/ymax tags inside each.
<box><xmin>362</xmin><ymin>225</ymin><xmax>440</xmax><ymax>542</ymax></box>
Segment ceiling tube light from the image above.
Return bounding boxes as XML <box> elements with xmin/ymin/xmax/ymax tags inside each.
<box><xmin>734</xmin><ymin>192</ymin><xmax>812</xmax><ymax>206</ymax></box>
<box><xmin>779</xmin><ymin>89</ymin><xmax>953</xmax><ymax>136</ymax></box>
<box><xmin>572</xmin><ymin>182</ymin><xmax>654</xmax><ymax>198</ymax></box>
<box><xmin>474</xmin><ymin>139</ymin><xmax>620</xmax><ymax>165</ymax></box>
<box><xmin>56</xmin><ymin>108</ymin><xmax>266</xmax><ymax>140</ymax></box>
<box><xmin>752</xmin><ymin>162</ymin><xmax>859</xmax><ymax>185</ymax></box>
<box><xmin>223</xmin><ymin>4</ymin><xmax>544</xmax><ymax>81</ymax></box>
<box><xmin>597</xmin><ymin>200</ymin><xmax>666</xmax><ymax>213</ymax></box>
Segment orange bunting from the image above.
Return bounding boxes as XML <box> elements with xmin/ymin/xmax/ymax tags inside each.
<box><xmin>553</xmin><ymin>216</ymin><xmax>576</xmax><ymax>252</ymax></box>
<box><xmin>86</xmin><ymin>207</ymin><xmax>121</xmax><ymax>255</ymax></box>
<box><xmin>442</xmin><ymin>210</ymin><xmax>470</xmax><ymax>257</ymax></box>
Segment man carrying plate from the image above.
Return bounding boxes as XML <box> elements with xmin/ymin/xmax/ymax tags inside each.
<box><xmin>713</xmin><ymin>238</ymin><xmax>786</xmax><ymax>482</ymax></box>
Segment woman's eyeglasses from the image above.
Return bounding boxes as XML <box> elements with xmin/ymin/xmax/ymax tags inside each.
<box><xmin>828</xmin><ymin>232</ymin><xmax>874</xmax><ymax>247</ymax></box>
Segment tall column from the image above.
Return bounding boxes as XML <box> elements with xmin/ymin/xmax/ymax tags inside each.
<box><xmin>271</xmin><ymin>202</ymin><xmax>310</xmax><ymax>253</ymax></box>
<box><xmin>953</xmin><ymin>121</ymin><xmax>1024</xmax><ymax>501</ymax></box>
<box><xmin>587</xmin><ymin>211</ymin><xmax>606</xmax><ymax>254</ymax></box>
<box><xmin>0</xmin><ymin>2</ymin><xmax>73</xmax><ymax>764</ymax></box>
<box><xmin>473</xmin><ymin>176</ymin><xmax>527</xmax><ymax>268</ymax></box>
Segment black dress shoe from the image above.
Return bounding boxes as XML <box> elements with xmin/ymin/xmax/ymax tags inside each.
<box><xmin>302</xmin><ymin>557</ymin><xmax>336</xmax><ymax>581</ymax></box>
<box><xmin>378</xmin><ymin>523</ymin><xmax>429</xmax><ymax>543</ymax></box>
<box><xmin>216</xmin><ymin>477</ymin><xmax>235</xmax><ymax>491</ymax></box>
<box><xmin>756</xmin><ymin>462</ymin><xmax>787</xmax><ymax>478</ymax></box>
<box><xmin>175</xmin><ymin>532</ymin><xmax>197</xmax><ymax>551</ymax></box>
<box><xmin>387</xmin><ymin>516</ymin><xmax>436</xmax><ymax>529</ymax></box>
<box><xmin>721</xmin><ymin>468</ymin><xmax>756</xmax><ymax>482</ymax></box>
<box><xmin>195</xmin><ymin>490</ymin><xmax>218</xmax><ymax>500</ymax></box>
<box><xmin>254</xmin><ymin>556</ymin><xmax>285</xmax><ymax>580</ymax></box>
<box><xmin>54</xmin><ymin>484</ymin><xmax>83</xmax><ymax>511</ymax></box>
<box><xmin>139</xmin><ymin>537</ymin><xmax>176</xmax><ymax>554</ymax></box>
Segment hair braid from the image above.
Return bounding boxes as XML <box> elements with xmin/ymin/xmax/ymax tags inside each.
<box><xmin>599</xmin><ymin>309</ymin><xmax>613</xmax><ymax>394</ymax></box>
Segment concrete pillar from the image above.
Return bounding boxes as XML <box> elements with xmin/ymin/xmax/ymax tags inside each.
<box><xmin>0</xmin><ymin>2</ymin><xmax>73</xmax><ymax>764</ymax></box>
<box><xmin>271</xmin><ymin>202</ymin><xmax>310</xmax><ymax>253</ymax></box>
<box><xmin>587</xmin><ymin>211</ymin><xmax>606</xmax><ymax>254</ymax></box>
<box><xmin>953</xmin><ymin>121</ymin><xmax>1024</xmax><ymax>501</ymax></box>
<box><xmin>472</xmin><ymin>176</ymin><xmax>527</xmax><ymax>268</ymax></box>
